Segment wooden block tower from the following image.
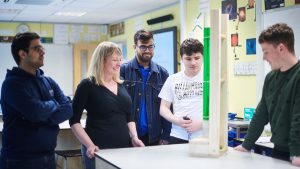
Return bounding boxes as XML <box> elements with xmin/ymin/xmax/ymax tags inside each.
<box><xmin>189</xmin><ymin>9</ymin><xmax>229</xmax><ymax>157</ymax></box>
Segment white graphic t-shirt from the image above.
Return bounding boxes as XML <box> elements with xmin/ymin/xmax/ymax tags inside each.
<box><xmin>159</xmin><ymin>69</ymin><xmax>204</xmax><ymax>140</ymax></box>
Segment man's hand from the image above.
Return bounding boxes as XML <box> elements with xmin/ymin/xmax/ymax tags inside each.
<box><xmin>176</xmin><ymin>117</ymin><xmax>192</xmax><ymax>129</ymax></box>
<box><xmin>234</xmin><ymin>145</ymin><xmax>249</xmax><ymax>152</ymax></box>
<box><xmin>159</xmin><ymin>139</ymin><xmax>169</xmax><ymax>145</ymax></box>
<box><xmin>185</xmin><ymin>119</ymin><xmax>202</xmax><ymax>133</ymax></box>
<box><xmin>291</xmin><ymin>156</ymin><xmax>300</xmax><ymax>166</ymax></box>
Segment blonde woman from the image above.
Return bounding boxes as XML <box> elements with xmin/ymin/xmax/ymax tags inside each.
<box><xmin>69</xmin><ymin>41</ymin><xmax>144</xmax><ymax>169</ymax></box>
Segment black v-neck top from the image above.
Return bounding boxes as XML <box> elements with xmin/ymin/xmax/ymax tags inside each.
<box><xmin>69</xmin><ymin>78</ymin><xmax>133</xmax><ymax>149</ymax></box>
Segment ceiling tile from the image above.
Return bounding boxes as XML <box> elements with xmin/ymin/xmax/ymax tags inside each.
<box><xmin>0</xmin><ymin>0</ymin><xmax>179</xmax><ymax>24</ymax></box>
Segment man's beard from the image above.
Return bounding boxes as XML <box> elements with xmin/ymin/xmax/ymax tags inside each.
<box><xmin>137</xmin><ymin>53</ymin><xmax>153</xmax><ymax>63</ymax></box>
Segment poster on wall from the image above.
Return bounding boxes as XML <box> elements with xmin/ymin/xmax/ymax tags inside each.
<box><xmin>231</xmin><ymin>34</ymin><xmax>238</xmax><ymax>47</ymax></box>
<box><xmin>0</xmin><ymin>36</ymin><xmax>13</xmax><ymax>42</ymax></box>
<box><xmin>222</xmin><ymin>0</ymin><xmax>237</xmax><ymax>20</ymax></box>
<box><xmin>109</xmin><ymin>22</ymin><xmax>125</xmax><ymax>37</ymax></box>
<box><xmin>238</xmin><ymin>7</ymin><xmax>246</xmax><ymax>22</ymax></box>
<box><xmin>246</xmin><ymin>38</ymin><xmax>256</xmax><ymax>55</ymax></box>
<box><xmin>264</xmin><ymin>0</ymin><xmax>285</xmax><ymax>10</ymax></box>
<box><xmin>54</xmin><ymin>24</ymin><xmax>69</xmax><ymax>44</ymax></box>
<box><xmin>248</xmin><ymin>0</ymin><xmax>255</xmax><ymax>9</ymax></box>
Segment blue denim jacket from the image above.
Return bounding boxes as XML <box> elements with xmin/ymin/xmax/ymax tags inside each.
<box><xmin>120</xmin><ymin>57</ymin><xmax>171</xmax><ymax>143</ymax></box>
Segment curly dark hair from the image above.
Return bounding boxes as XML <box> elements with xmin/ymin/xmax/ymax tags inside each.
<box><xmin>180</xmin><ymin>38</ymin><xmax>203</xmax><ymax>57</ymax></box>
<box><xmin>259</xmin><ymin>23</ymin><xmax>294</xmax><ymax>54</ymax></box>
<box><xmin>134</xmin><ymin>29</ymin><xmax>153</xmax><ymax>45</ymax></box>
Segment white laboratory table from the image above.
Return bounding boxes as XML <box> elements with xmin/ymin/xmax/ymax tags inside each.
<box><xmin>235</xmin><ymin>136</ymin><xmax>274</xmax><ymax>149</ymax></box>
<box><xmin>228</xmin><ymin>120</ymin><xmax>250</xmax><ymax>139</ymax></box>
<box><xmin>0</xmin><ymin>119</ymin><xmax>86</xmax><ymax>131</ymax></box>
<box><xmin>95</xmin><ymin>144</ymin><xmax>297</xmax><ymax>169</ymax></box>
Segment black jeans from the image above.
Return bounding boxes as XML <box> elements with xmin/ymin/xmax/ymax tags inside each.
<box><xmin>272</xmin><ymin>147</ymin><xmax>290</xmax><ymax>161</ymax></box>
<box><xmin>168</xmin><ymin>136</ymin><xmax>188</xmax><ymax>144</ymax></box>
<box><xmin>0</xmin><ymin>154</ymin><xmax>55</xmax><ymax>169</ymax></box>
<box><xmin>139</xmin><ymin>134</ymin><xmax>159</xmax><ymax>146</ymax></box>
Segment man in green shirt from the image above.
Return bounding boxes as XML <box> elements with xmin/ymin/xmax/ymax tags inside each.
<box><xmin>235</xmin><ymin>23</ymin><xmax>300</xmax><ymax>167</ymax></box>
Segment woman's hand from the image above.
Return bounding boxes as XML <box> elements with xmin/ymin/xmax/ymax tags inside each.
<box><xmin>131</xmin><ymin>136</ymin><xmax>145</xmax><ymax>147</ymax></box>
<box><xmin>86</xmin><ymin>144</ymin><xmax>100</xmax><ymax>158</ymax></box>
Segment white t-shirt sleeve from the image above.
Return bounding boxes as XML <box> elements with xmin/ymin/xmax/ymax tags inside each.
<box><xmin>158</xmin><ymin>76</ymin><xmax>173</xmax><ymax>102</ymax></box>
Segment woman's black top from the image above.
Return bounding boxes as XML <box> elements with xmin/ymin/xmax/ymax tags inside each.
<box><xmin>69</xmin><ymin>78</ymin><xmax>133</xmax><ymax>149</ymax></box>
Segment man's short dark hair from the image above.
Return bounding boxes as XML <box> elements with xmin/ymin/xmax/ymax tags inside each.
<box><xmin>259</xmin><ymin>23</ymin><xmax>295</xmax><ymax>54</ymax></box>
<box><xmin>11</xmin><ymin>32</ymin><xmax>40</xmax><ymax>65</ymax></box>
<box><xmin>180</xmin><ymin>38</ymin><xmax>204</xmax><ymax>57</ymax></box>
<box><xmin>134</xmin><ymin>29</ymin><xmax>153</xmax><ymax>45</ymax></box>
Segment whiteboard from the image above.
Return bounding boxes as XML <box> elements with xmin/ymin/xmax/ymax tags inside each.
<box><xmin>152</xmin><ymin>27</ymin><xmax>177</xmax><ymax>75</ymax></box>
<box><xmin>0</xmin><ymin>43</ymin><xmax>73</xmax><ymax>100</ymax></box>
<box><xmin>263</xmin><ymin>6</ymin><xmax>300</xmax><ymax>75</ymax></box>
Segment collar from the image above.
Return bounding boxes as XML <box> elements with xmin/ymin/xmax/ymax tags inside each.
<box><xmin>130</xmin><ymin>56</ymin><xmax>159</xmax><ymax>73</ymax></box>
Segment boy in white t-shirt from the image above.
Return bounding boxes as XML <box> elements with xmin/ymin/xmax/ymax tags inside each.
<box><xmin>159</xmin><ymin>38</ymin><xmax>204</xmax><ymax>144</ymax></box>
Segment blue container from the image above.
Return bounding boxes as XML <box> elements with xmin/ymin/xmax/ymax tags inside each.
<box><xmin>228</xmin><ymin>112</ymin><xmax>237</xmax><ymax>120</ymax></box>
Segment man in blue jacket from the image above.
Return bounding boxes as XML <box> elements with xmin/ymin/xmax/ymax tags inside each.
<box><xmin>121</xmin><ymin>29</ymin><xmax>171</xmax><ymax>146</ymax></box>
<box><xmin>0</xmin><ymin>32</ymin><xmax>72</xmax><ymax>169</ymax></box>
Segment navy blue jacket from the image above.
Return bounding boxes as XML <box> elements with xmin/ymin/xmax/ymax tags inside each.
<box><xmin>120</xmin><ymin>57</ymin><xmax>171</xmax><ymax>143</ymax></box>
<box><xmin>0</xmin><ymin>67</ymin><xmax>72</xmax><ymax>159</ymax></box>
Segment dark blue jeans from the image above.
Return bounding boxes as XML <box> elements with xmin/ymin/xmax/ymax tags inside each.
<box><xmin>81</xmin><ymin>145</ymin><xmax>95</xmax><ymax>169</ymax></box>
<box><xmin>0</xmin><ymin>154</ymin><xmax>55</xmax><ymax>169</ymax></box>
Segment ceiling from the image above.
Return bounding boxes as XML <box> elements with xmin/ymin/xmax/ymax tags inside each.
<box><xmin>0</xmin><ymin>0</ymin><xmax>179</xmax><ymax>24</ymax></box>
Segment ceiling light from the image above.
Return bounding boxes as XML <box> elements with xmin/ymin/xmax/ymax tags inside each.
<box><xmin>0</xmin><ymin>9</ymin><xmax>21</xmax><ymax>14</ymax></box>
<box><xmin>16</xmin><ymin>0</ymin><xmax>53</xmax><ymax>5</ymax></box>
<box><xmin>54</xmin><ymin>12</ymin><xmax>86</xmax><ymax>17</ymax></box>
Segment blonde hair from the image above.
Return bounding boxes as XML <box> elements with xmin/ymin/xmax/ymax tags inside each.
<box><xmin>87</xmin><ymin>41</ymin><xmax>123</xmax><ymax>85</ymax></box>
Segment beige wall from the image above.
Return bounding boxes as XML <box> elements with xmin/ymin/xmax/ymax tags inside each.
<box><xmin>107</xmin><ymin>0</ymin><xmax>257</xmax><ymax>117</ymax></box>
<box><xmin>108</xmin><ymin>4</ymin><xmax>180</xmax><ymax>62</ymax></box>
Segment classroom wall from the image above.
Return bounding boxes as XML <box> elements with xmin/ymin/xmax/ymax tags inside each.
<box><xmin>108</xmin><ymin>0</ymin><xmax>257</xmax><ymax>117</ymax></box>
<box><xmin>210</xmin><ymin>0</ymin><xmax>299</xmax><ymax>117</ymax></box>
<box><xmin>262</xmin><ymin>0</ymin><xmax>295</xmax><ymax>11</ymax></box>
<box><xmin>256</xmin><ymin>1</ymin><xmax>300</xmax><ymax>103</ymax></box>
<box><xmin>107</xmin><ymin>4</ymin><xmax>180</xmax><ymax>62</ymax></box>
<box><xmin>1</xmin><ymin>0</ymin><xmax>299</xmax><ymax>118</ymax></box>
<box><xmin>0</xmin><ymin>22</ymin><xmax>108</xmax><ymax>97</ymax></box>
<box><xmin>199</xmin><ymin>0</ymin><xmax>258</xmax><ymax>117</ymax></box>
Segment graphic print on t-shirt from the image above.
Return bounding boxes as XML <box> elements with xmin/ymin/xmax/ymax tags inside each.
<box><xmin>174</xmin><ymin>81</ymin><xmax>203</xmax><ymax>100</ymax></box>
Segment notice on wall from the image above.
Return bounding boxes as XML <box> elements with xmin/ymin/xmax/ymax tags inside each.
<box><xmin>69</xmin><ymin>24</ymin><xmax>83</xmax><ymax>43</ymax></box>
<box><xmin>88</xmin><ymin>25</ymin><xmax>100</xmax><ymax>34</ymax></box>
<box><xmin>101</xmin><ymin>25</ymin><xmax>108</xmax><ymax>35</ymax></box>
<box><xmin>88</xmin><ymin>25</ymin><xmax>100</xmax><ymax>42</ymax></box>
<box><xmin>54</xmin><ymin>24</ymin><xmax>69</xmax><ymax>44</ymax></box>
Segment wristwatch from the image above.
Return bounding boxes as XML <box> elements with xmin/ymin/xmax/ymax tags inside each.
<box><xmin>290</xmin><ymin>156</ymin><xmax>297</xmax><ymax>161</ymax></box>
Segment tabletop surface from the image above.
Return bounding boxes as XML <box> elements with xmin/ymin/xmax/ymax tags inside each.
<box><xmin>95</xmin><ymin>144</ymin><xmax>297</xmax><ymax>169</ymax></box>
<box><xmin>228</xmin><ymin>120</ymin><xmax>251</xmax><ymax>127</ymax></box>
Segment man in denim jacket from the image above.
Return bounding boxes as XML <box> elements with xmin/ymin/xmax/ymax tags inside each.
<box><xmin>120</xmin><ymin>29</ymin><xmax>171</xmax><ymax>146</ymax></box>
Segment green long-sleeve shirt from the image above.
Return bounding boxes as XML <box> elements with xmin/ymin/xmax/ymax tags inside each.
<box><xmin>242</xmin><ymin>61</ymin><xmax>300</xmax><ymax>156</ymax></box>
